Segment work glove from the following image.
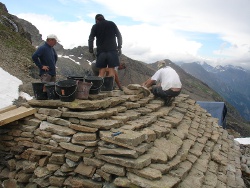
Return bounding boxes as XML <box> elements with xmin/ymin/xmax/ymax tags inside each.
<box><xmin>117</xmin><ymin>48</ymin><xmax>122</xmax><ymax>56</ymax></box>
<box><xmin>89</xmin><ymin>48</ymin><xmax>93</xmax><ymax>53</ymax></box>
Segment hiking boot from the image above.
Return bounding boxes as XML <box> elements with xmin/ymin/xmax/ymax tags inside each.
<box><xmin>153</xmin><ymin>95</ymin><xmax>160</xmax><ymax>99</ymax></box>
<box><xmin>164</xmin><ymin>97</ymin><xmax>174</xmax><ymax>106</ymax></box>
<box><xmin>119</xmin><ymin>86</ymin><xmax>123</xmax><ymax>91</ymax></box>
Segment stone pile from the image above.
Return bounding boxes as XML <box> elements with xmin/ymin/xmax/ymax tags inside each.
<box><xmin>0</xmin><ymin>84</ymin><xmax>246</xmax><ymax>187</ymax></box>
<box><xmin>239</xmin><ymin>144</ymin><xmax>250</xmax><ymax>187</ymax></box>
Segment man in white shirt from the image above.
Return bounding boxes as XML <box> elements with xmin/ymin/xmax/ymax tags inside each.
<box><xmin>142</xmin><ymin>60</ymin><xmax>182</xmax><ymax>105</ymax></box>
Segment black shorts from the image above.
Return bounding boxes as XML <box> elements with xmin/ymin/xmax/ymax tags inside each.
<box><xmin>96</xmin><ymin>51</ymin><xmax>119</xmax><ymax>68</ymax></box>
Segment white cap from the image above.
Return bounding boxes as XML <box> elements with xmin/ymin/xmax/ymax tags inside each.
<box><xmin>157</xmin><ymin>60</ymin><xmax>166</xmax><ymax>69</ymax></box>
<box><xmin>47</xmin><ymin>34</ymin><xmax>60</xmax><ymax>42</ymax></box>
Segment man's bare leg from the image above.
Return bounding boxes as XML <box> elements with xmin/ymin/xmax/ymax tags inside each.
<box><xmin>114</xmin><ymin>70</ymin><xmax>123</xmax><ymax>90</ymax></box>
<box><xmin>98</xmin><ymin>68</ymin><xmax>107</xmax><ymax>77</ymax></box>
<box><xmin>105</xmin><ymin>68</ymin><xmax>116</xmax><ymax>77</ymax></box>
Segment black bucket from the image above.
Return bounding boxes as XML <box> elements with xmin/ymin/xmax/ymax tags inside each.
<box><xmin>67</xmin><ymin>76</ymin><xmax>85</xmax><ymax>82</ymax></box>
<box><xmin>85</xmin><ymin>76</ymin><xmax>104</xmax><ymax>94</ymax></box>
<box><xmin>55</xmin><ymin>80</ymin><xmax>77</xmax><ymax>102</ymax></box>
<box><xmin>45</xmin><ymin>82</ymin><xmax>59</xmax><ymax>100</ymax></box>
<box><xmin>32</xmin><ymin>82</ymin><xmax>48</xmax><ymax>100</ymax></box>
<box><xmin>101</xmin><ymin>76</ymin><xmax>114</xmax><ymax>91</ymax></box>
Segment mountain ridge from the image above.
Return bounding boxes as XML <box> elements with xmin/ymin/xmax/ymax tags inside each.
<box><xmin>180</xmin><ymin>61</ymin><xmax>250</xmax><ymax>121</ymax></box>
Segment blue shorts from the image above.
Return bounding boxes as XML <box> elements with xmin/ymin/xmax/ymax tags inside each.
<box><xmin>96</xmin><ymin>51</ymin><xmax>120</xmax><ymax>68</ymax></box>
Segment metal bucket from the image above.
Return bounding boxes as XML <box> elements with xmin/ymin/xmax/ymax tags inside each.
<box><xmin>76</xmin><ymin>81</ymin><xmax>92</xmax><ymax>99</ymax></box>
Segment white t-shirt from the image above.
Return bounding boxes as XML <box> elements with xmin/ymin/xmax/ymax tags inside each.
<box><xmin>151</xmin><ymin>66</ymin><xmax>182</xmax><ymax>90</ymax></box>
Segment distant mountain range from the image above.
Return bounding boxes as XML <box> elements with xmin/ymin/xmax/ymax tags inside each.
<box><xmin>178</xmin><ymin>61</ymin><xmax>250</xmax><ymax>121</ymax></box>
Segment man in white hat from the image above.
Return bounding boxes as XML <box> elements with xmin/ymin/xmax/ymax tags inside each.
<box><xmin>142</xmin><ymin>60</ymin><xmax>182</xmax><ymax>105</ymax></box>
<box><xmin>32</xmin><ymin>34</ymin><xmax>60</xmax><ymax>82</ymax></box>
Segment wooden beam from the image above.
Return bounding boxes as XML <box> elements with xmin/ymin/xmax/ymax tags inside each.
<box><xmin>0</xmin><ymin>105</ymin><xmax>17</xmax><ymax>114</ymax></box>
<box><xmin>0</xmin><ymin>107</ymin><xmax>37</xmax><ymax>126</ymax></box>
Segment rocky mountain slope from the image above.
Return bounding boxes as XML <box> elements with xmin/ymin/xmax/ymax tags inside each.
<box><xmin>0</xmin><ymin>2</ymin><xmax>250</xmax><ymax>137</ymax></box>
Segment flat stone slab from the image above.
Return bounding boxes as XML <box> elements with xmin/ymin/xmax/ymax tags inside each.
<box><xmin>100</xmin><ymin>130</ymin><xmax>145</xmax><ymax>147</ymax></box>
<box><xmin>96</xmin><ymin>153</ymin><xmax>151</xmax><ymax>169</ymax></box>
<box><xmin>28</xmin><ymin>99</ymin><xmax>112</xmax><ymax>110</ymax></box>
<box><xmin>118</xmin><ymin>110</ymin><xmax>141</xmax><ymax>121</ymax></box>
<box><xmin>59</xmin><ymin>142</ymin><xmax>85</xmax><ymax>153</ymax></box>
<box><xmin>127</xmin><ymin>167</ymin><xmax>162</xmax><ymax>180</ymax></box>
<box><xmin>80</xmin><ymin>119</ymin><xmax>123</xmax><ymax>130</ymax></box>
<box><xmin>40</xmin><ymin>121</ymin><xmax>76</xmax><ymax>136</ymax></box>
<box><xmin>98</xmin><ymin>147</ymin><xmax>139</xmax><ymax>158</ymax></box>
<box><xmin>127</xmin><ymin>84</ymin><xmax>151</xmax><ymax>97</ymax></box>
<box><xmin>126</xmin><ymin>115</ymin><xmax>157</xmax><ymax>130</ymax></box>
<box><xmin>147</xmin><ymin>146</ymin><xmax>168</xmax><ymax>163</ymax></box>
<box><xmin>62</xmin><ymin>108</ymin><xmax>117</xmax><ymax>120</ymax></box>
<box><xmin>113</xmin><ymin>177</ymin><xmax>134</xmax><ymax>187</ymax></box>
<box><xmin>127</xmin><ymin>172</ymin><xmax>180</xmax><ymax>188</ymax></box>
<box><xmin>69</xmin><ymin>124</ymin><xmax>98</xmax><ymax>133</ymax></box>
<box><xmin>154</xmin><ymin>137</ymin><xmax>181</xmax><ymax>160</ymax></box>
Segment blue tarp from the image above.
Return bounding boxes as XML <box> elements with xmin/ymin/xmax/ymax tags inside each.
<box><xmin>196</xmin><ymin>101</ymin><xmax>227</xmax><ymax>128</ymax></box>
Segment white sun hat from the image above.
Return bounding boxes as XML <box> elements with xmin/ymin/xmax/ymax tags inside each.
<box><xmin>157</xmin><ymin>60</ymin><xmax>166</xmax><ymax>69</ymax></box>
<box><xmin>47</xmin><ymin>34</ymin><xmax>60</xmax><ymax>42</ymax></box>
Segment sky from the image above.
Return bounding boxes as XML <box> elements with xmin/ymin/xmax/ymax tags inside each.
<box><xmin>1</xmin><ymin>0</ymin><xmax>250</xmax><ymax>69</ymax></box>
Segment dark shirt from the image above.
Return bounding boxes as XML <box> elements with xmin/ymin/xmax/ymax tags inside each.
<box><xmin>88</xmin><ymin>19</ymin><xmax>122</xmax><ymax>54</ymax></box>
<box><xmin>32</xmin><ymin>42</ymin><xmax>58</xmax><ymax>76</ymax></box>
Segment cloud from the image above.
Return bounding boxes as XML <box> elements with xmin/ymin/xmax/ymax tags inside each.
<box><xmin>16</xmin><ymin>0</ymin><xmax>250</xmax><ymax>68</ymax></box>
<box><xmin>18</xmin><ymin>13</ymin><xmax>202</xmax><ymax>63</ymax></box>
<box><xmin>18</xmin><ymin>13</ymin><xmax>93</xmax><ymax>49</ymax></box>
<box><xmin>95</xmin><ymin>0</ymin><xmax>250</xmax><ymax>66</ymax></box>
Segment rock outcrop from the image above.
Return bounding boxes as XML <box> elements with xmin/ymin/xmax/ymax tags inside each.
<box><xmin>0</xmin><ymin>84</ymin><xmax>246</xmax><ymax>187</ymax></box>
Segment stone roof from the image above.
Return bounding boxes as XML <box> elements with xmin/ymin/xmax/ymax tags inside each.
<box><xmin>0</xmin><ymin>84</ymin><xmax>246</xmax><ymax>187</ymax></box>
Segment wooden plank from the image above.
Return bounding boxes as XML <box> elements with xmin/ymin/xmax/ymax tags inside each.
<box><xmin>0</xmin><ymin>107</ymin><xmax>37</xmax><ymax>126</ymax></box>
<box><xmin>0</xmin><ymin>105</ymin><xmax>17</xmax><ymax>114</ymax></box>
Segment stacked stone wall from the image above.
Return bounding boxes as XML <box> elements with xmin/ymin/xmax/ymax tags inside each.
<box><xmin>0</xmin><ymin>85</ymin><xmax>246</xmax><ymax>187</ymax></box>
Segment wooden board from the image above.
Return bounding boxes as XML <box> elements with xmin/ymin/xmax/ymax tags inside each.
<box><xmin>0</xmin><ymin>106</ymin><xmax>36</xmax><ymax>126</ymax></box>
<box><xmin>0</xmin><ymin>105</ymin><xmax>17</xmax><ymax>114</ymax></box>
